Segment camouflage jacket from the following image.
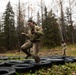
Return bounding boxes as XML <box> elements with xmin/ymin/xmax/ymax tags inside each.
<box><xmin>26</xmin><ymin>25</ymin><xmax>43</xmax><ymax>42</ymax></box>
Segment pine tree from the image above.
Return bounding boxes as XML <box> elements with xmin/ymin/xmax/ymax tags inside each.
<box><xmin>42</xmin><ymin>7</ymin><xmax>61</xmax><ymax>48</ymax></box>
<box><xmin>3</xmin><ymin>2</ymin><xmax>16</xmax><ymax>50</ymax></box>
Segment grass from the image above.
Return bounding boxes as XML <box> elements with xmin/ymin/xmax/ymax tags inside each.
<box><xmin>40</xmin><ymin>43</ymin><xmax>76</xmax><ymax>57</ymax></box>
<box><xmin>1</xmin><ymin>44</ymin><xmax>76</xmax><ymax>75</ymax></box>
<box><xmin>16</xmin><ymin>63</ymin><xmax>76</xmax><ymax>75</ymax></box>
<box><xmin>1</xmin><ymin>43</ymin><xmax>76</xmax><ymax>57</ymax></box>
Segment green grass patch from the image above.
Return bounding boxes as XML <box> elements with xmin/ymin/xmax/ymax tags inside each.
<box><xmin>16</xmin><ymin>63</ymin><xmax>76</xmax><ymax>75</ymax></box>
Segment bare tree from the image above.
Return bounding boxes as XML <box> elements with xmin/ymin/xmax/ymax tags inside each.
<box><xmin>36</xmin><ymin>0</ymin><xmax>45</xmax><ymax>25</ymax></box>
<box><xmin>17</xmin><ymin>0</ymin><xmax>25</xmax><ymax>51</ymax></box>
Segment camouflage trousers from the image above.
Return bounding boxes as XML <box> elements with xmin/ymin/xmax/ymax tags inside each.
<box><xmin>32</xmin><ymin>42</ymin><xmax>40</xmax><ymax>56</ymax></box>
<box><xmin>21</xmin><ymin>40</ymin><xmax>40</xmax><ymax>56</ymax></box>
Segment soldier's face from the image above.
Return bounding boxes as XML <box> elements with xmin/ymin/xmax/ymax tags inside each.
<box><xmin>28</xmin><ymin>22</ymin><xmax>34</xmax><ymax>27</ymax></box>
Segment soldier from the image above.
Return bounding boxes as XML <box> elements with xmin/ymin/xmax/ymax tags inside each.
<box><xmin>61</xmin><ymin>41</ymin><xmax>67</xmax><ymax>56</ymax></box>
<box><xmin>21</xmin><ymin>20</ymin><xmax>43</xmax><ymax>63</ymax></box>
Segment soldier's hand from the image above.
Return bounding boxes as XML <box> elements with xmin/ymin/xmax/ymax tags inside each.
<box><xmin>21</xmin><ymin>32</ymin><xmax>25</xmax><ymax>35</ymax></box>
<box><xmin>31</xmin><ymin>31</ymin><xmax>35</xmax><ymax>34</ymax></box>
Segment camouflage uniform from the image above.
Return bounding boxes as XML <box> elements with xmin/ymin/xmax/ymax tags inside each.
<box><xmin>30</xmin><ymin>25</ymin><xmax>43</xmax><ymax>55</ymax></box>
<box><xmin>61</xmin><ymin>42</ymin><xmax>67</xmax><ymax>55</ymax></box>
<box><xmin>21</xmin><ymin>25</ymin><xmax>43</xmax><ymax>61</ymax></box>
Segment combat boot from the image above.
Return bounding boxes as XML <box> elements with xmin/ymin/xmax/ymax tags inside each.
<box><xmin>32</xmin><ymin>55</ymin><xmax>40</xmax><ymax>63</ymax></box>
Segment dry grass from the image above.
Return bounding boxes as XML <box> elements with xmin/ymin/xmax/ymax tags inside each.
<box><xmin>0</xmin><ymin>44</ymin><xmax>76</xmax><ymax>57</ymax></box>
<box><xmin>39</xmin><ymin>44</ymin><xmax>76</xmax><ymax>57</ymax></box>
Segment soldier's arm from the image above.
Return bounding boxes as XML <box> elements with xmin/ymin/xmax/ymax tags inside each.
<box><xmin>34</xmin><ymin>26</ymin><xmax>43</xmax><ymax>36</ymax></box>
<box><xmin>21</xmin><ymin>32</ymin><xmax>30</xmax><ymax>39</ymax></box>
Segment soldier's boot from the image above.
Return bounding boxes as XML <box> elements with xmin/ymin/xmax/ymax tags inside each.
<box><xmin>25</xmin><ymin>55</ymin><xmax>30</xmax><ymax>59</ymax></box>
<box><xmin>32</xmin><ymin>55</ymin><xmax>40</xmax><ymax>63</ymax></box>
<box><xmin>22</xmin><ymin>49</ymin><xmax>31</xmax><ymax>59</ymax></box>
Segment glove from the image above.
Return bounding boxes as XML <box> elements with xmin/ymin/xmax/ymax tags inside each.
<box><xmin>21</xmin><ymin>32</ymin><xmax>25</xmax><ymax>35</ymax></box>
<box><xmin>31</xmin><ymin>30</ymin><xmax>35</xmax><ymax>34</ymax></box>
